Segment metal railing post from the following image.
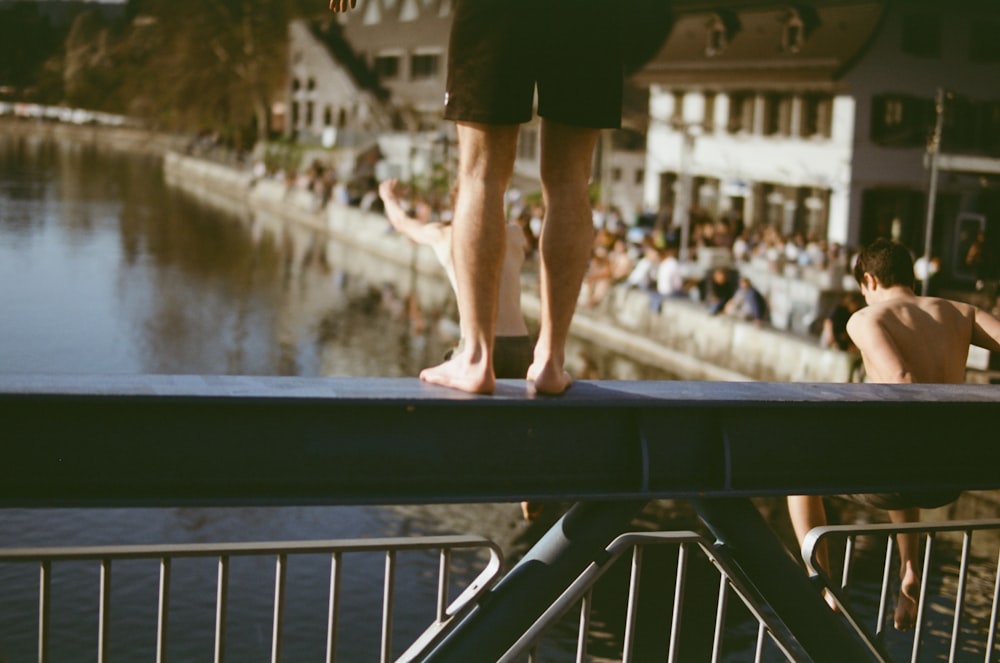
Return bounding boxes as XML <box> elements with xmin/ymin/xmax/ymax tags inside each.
<box><xmin>691</xmin><ymin>496</ymin><xmax>884</xmax><ymax>663</ymax></box>
<box><xmin>418</xmin><ymin>500</ymin><xmax>647</xmax><ymax>663</ymax></box>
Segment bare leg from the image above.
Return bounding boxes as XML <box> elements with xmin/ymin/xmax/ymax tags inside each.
<box><xmin>528</xmin><ymin>119</ymin><xmax>600</xmax><ymax>395</ymax></box>
<box><xmin>890</xmin><ymin>507</ymin><xmax>921</xmax><ymax>630</ymax></box>
<box><xmin>787</xmin><ymin>495</ymin><xmax>838</xmax><ymax>610</ymax></box>
<box><xmin>419</xmin><ymin>122</ymin><xmax>519</xmax><ymax>394</ymax></box>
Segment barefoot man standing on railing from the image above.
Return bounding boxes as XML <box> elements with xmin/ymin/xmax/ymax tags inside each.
<box><xmin>788</xmin><ymin>238</ymin><xmax>1000</xmax><ymax>630</ymax></box>
<box><xmin>331</xmin><ymin>0</ymin><xmax>630</xmax><ymax>395</ymax></box>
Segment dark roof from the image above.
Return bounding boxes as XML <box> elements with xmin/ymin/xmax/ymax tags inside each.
<box><xmin>632</xmin><ymin>2</ymin><xmax>886</xmax><ymax>90</ymax></box>
<box><xmin>309</xmin><ymin>19</ymin><xmax>391</xmax><ymax>101</ymax></box>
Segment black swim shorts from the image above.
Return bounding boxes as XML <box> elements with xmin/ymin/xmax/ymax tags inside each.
<box><xmin>839</xmin><ymin>490</ymin><xmax>962</xmax><ymax>511</ymax></box>
<box><xmin>444</xmin><ymin>0</ymin><xmax>624</xmax><ymax>129</ymax></box>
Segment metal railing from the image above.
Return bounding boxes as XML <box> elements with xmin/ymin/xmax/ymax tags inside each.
<box><xmin>803</xmin><ymin>519</ymin><xmax>1000</xmax><ymax>663</ymax></box>
<box><xmin>0</xmin><ymin>536</ymin><xmax>502</xmax><ymax>663</ymax></box>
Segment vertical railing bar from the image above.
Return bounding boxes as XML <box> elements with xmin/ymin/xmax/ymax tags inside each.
<box><xmin>437</xmin><ymin>548</ymin><xmax>450</xmax><ymax>622</ymax></box>
<box><xmin>575</xmin><ymin>589</ymin><xmax>593</xmax><ymax>663</ymax></box>
<box><xmin>910</xmin><ymin>532</ymin><xmax>934</xmax><ymax>663</ymax></box>
<box><xmin>214</xmin><ymin>556</ymin><xmax>229</xmax><ymax>663</ymax></box>
<box><xmin>98</xmin><ymin>558</ymin><xmax>111</xmax><ymax>663</ymax></box>
<box><xmin>381</xmin><ymin>550</ymin><xmax>396</xmax><ymax>663</ymax></box>
<box><xmin>38</xmin><ymin>560</ymin><xmax>50</xmax><ymax>663</ymax></box>
<box><xmin>710</xmin><ymin>570</ymin><xmax>728</xmax><ymax>663</ymax></box>
<box><xmin>667</xmin><ymin>542</ymin><xmax>688</xmax><ymax>663</ymax></box>
<box><xmin>842</xmin><ymin>536</ymin><xmax>855</xmax><ymax>589</ymax></box>
<box><xmin>985</xmin><ymin>547</ymin><xmax>1000</xmax><ymax>663</ymax></box>
<box><xmin>271</xmin><ymin>553</ymin><xmax>287</xmax><ymax>663</ymax></box>
<box><xmin>753</xmin><ymin>620</ymin><xmax>766</xmax><ymax>663</ymax></box>
<box><xmin>156</xmin><ymin>557</ymin><xmax>171</xmax><ymax>663</ymax></box>
<box><xmin>621</xmin><ymin>545</ymin><xmax>643</xmax><ymax>663</ymax></box>
<box><xmin>876</xmin><ymin>534</ymin><xmax>895</xmax><ymax>637</ymax></box>
<box><xmin>326</xmin><ymin>551</ymin><xmax>342</xmax><ymax>663</ymax></box>
<box><xmin>947</xmin><ymin>530</ymin><xmax>972</xmax><ymax>663</ymax></box>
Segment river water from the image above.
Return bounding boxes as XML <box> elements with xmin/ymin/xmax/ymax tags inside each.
<box><xmin>1</xmin><ymin>133</ymin><xmax>997</xmax><ymax>662</ymax></box>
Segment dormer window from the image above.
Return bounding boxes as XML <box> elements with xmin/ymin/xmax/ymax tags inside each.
<box><xmin>706</xmin><ymin>16</ymin><xmax>728</xmax><ymax>56</ymax></box>
<box><xmin>782</xmin><ymin>11</ymin><xmax>805</xmax><ymax>53</ymax></box>
<box><xmin>781</xmin><ymin>6</ymin><xmax>819</xmax><ymax>54</ymax></box>
<box><xmin>706</xmin><ymin>12</ymin><xmax>739</xmax><ymax>57</ymax></box>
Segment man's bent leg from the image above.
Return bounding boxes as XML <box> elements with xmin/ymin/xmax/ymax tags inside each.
<box><xmin>787</xmin><ymin>495</ymin><xmax>838</xmax><ymax>610</ymax></box>
<box><xmin>529</xmin><ymin>119</ymin><xmax>600</xmax><ymax>395</ymax></box>
<box><xmin>889</xmin><ymin>507</ymin><xmax>921</xmax><ymax>630</ymax></box>
<box><xmin>420</xmin><ymin>122</ymin><xmax>519</xmax><ymax>394</ymax></box>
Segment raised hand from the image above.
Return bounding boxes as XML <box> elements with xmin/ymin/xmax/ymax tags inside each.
<box><xmin>328</xmin><ymin>0</ymin><xmax>357</xmax><ymax>13</ymax></box>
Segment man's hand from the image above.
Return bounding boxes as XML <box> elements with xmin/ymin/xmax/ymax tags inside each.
<box><xmin>329</xmin><ymin>0</ymin><xmax>357</xmax><ymax>12</ymax></box>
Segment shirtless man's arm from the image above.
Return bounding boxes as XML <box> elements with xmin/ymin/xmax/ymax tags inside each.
<box><xmin>378</xmin><ymin>179</ymin><xmax>450</xmax><ymax>248</ymax></box>
<box><xmin>972</xmin><ymin>307</ymin><xmax>1000</xmax><ymax>353</ymax></box>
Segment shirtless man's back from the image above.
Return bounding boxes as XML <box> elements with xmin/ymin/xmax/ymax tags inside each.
<box><xmin>847</xmin><ymin>294</ymin><xmax>1000</xmax><ymax>384</ymax></box>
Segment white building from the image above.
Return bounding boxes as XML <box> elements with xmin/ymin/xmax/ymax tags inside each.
<box><xmin>635</xmin><ymin>0</ymin><xmax>1000</xmax><ymax>288</ymax></box>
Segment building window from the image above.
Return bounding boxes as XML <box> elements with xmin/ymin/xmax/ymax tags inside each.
<box><xmin>727</xmin><ymin>92</ymin><xmax>755</xmax><ymax>134</ymax></box>
<box><xmin>291</xmin><ymin>78</ymin><xmax>301</xmax><ymax>92</ymax></box>
<box><xmin>979</xmin><ymin>101</ymin><xmax>1000</xmax><ymax>156</ymax></box>
<box><xmin>291</xmin><ymin>102</ymin><xmax>300</xmax><ymax>127</ymax></box>
<box><xmin>782</xmin><ymin>12</ymin><xmax>805</xmax><ymax>53</ymax></box>
<box><xmin>517</xmin><ymin>126</ymin><xmax>538</xmax><ymax>161</ymax></box>
<box><xmin>307</xmin><ymin>77</ymin><xmax>316</xmax><ymax>92</ymax></box>
<box><xmin>705</xmin><ymin>11</ymin><xmax>739</xmax><ymax>57</ymax></box>
<box><xmin>871</xmin><ymin>94</ymin><xmax>932</xmax><ymax>147</ymax></box>
<box><xmin>671</xmin><ymin>91</ymin><xmax>685</xmax><ymax>124</ymax></box>
<box><xmin>305</xmin><ymin>101</ymin><xmax>314</xmax><ymax>127</ymax></box>
<box><xmin>763</xmin><ymin>94</ymin><xmax>793</xmax><ymax>136</ymax></box>
<box><xmin>323</xmin><ymin>105</ymin><xmax>333</xmax><ymax>127</ymax></box>
<box><xmin>611</xmin><ymin>167</ymin><xmax>623</xmax><ymax>183</ymax></box>
<box><xmin>801</xmin><ymin>94</ymin><xmax>833</xmax><ymax>138</ymax></box>
<box><xmin>635</xmin><ymin>169</ymin><xmax>645</xmax><ymax>185</ymax></box>
<box><xmin>374</xmin><ymin>54</ymin><xmax>400</xmax><ymax>80</ymax></box>
<box><xmin>901</xmin><ymin>12</ymin><xmax>942</xmax><ymax>58</ymax></box>
<box><xmin>970</xmin><ymin>18</ymin><xmax>1000</xmax><ymax>63</ymax></box>
<box><xmin>702</xmin><ymin>92</ymin><xmax>717</xmax><ymax>131</ymax></box>
<box><xmin>410</xmin><ymin>53</ymin><xmax>441</xmax><ymax>80</ymax></box>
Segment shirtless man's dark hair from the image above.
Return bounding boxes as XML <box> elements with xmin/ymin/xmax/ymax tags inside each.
<box><xmin>853</xmin><ymin>238</ymin><xmax>915</xmax><ymax>289</ymax></box>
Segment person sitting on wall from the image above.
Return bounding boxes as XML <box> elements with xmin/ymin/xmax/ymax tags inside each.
<box><xmin>721</xmin><ymin>276</ymin><xmax>768</xmax><ymax>325</ymax></box>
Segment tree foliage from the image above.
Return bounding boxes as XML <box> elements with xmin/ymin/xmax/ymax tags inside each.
<box><xmin>125</xmin><ymin>0</ymin><xmax>305</xmax><ymax>147</ymax></box>
<box><xmin>3</xmin><ymin>0</ymin><xmax>322</xmax><ymax>148</ymax></box>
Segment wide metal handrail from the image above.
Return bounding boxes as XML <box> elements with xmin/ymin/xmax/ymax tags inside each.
<box><xmin>803</xmin><ymin>518</ymin><xmax>1000</xmax><ymax>663</ymax></box>
<box><xmin>0</xmin><ymin>536</ymin><xmax>503</xmax><ymax>663</ymax></box>
<box><xmin>3</xmin><ymin>374</ymin><xmax>999</xmax><ymax>662</ymax></box>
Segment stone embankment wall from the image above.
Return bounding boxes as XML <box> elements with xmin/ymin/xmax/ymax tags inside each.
<box><xmin>164</xmin><ymin>150</ymin><xmax>856</xmax><ymax>383</ymax></box>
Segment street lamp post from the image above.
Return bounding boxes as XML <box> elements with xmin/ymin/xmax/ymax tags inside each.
<box><xmin>921</xmin><ymin>88</ymin><xmax>947</xmax><ymax>296</ymax></box>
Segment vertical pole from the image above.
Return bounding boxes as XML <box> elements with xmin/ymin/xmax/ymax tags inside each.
<box><xmin>921</xmin><ymin>88</ymin><xmax>946</xmax><ymax>296</ymax></box>
<box><xmin>677</xmin><ymin>128</ymin><xmax>696</xmax><ymax>263</ymax></box>
<box><xmin>419</xmin><ymin>500</ymin><xmax>646</xmax><ymax>663</ymax></box>
<box><xmin>691</xmin><ymin>497</ymin><xmax>885</xmax><ymax>662</ymax></box>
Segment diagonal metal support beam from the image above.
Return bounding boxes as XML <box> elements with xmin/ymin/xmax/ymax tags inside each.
<box><xmin>690</xmin><ymin>497</ymin><xmax>887</xmax><ymax>663</ymax></box>
<box><xmin>416</xmin><ymin>500</ymin><xmax>647</xmax><ymax>663</ymax></box>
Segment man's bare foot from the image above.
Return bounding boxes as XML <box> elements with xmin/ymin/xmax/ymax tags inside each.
<box><xmin>894</xmin><ymin>575</ymin><xmax>920</xmax><ymax>630</ymax></box>
<box><xmin>527</xmin><ymin>361</ymin><xmax>572</xmax><ymax>395</ymax></box>
<box><xmin>420</xmin><ymin>355</ymin><xmax>495</xmax><ymax>395</ymax></box>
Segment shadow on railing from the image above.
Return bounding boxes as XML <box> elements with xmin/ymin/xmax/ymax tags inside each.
<box><xmin>0</xmin><ymin>536</ymin><xmax>502</xmax><ymax>663</ymax></box>
<box><xmin>803</xmin><ymin>519</ymin><xmax>1000</xmax><ymax>663</ymax></box>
